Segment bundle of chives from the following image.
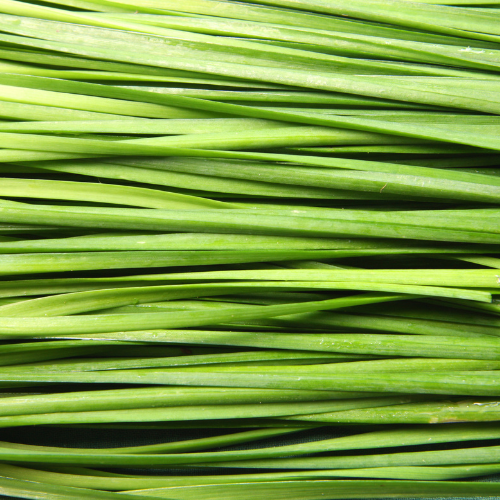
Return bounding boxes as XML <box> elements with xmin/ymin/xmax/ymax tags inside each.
<box><xmin>0</xmin><ymin>0</ymin><xmax>499</xmax><ymax>499</ymax></box>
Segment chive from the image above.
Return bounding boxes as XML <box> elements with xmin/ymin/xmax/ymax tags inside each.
<box><xmin>0</xmin><ymin>475</ymin><xmax>167</xmax><ymax>500</ymax></box>
<box><xmin>0</xmin><ymin>386</ymin><xmax>383</xmax><ymax>417</ymax></box>
<box><xmin>73</xmin><ymin>331</ymin><xmax>500</xmax><ymax>360</ymax></box>
<box><xmin>0</xmin><ymin>397</ymin><xmax>417</xmax><ymax>428</ymax></box>
<box><xmin>6</xmin><ymin>462</ymin><xmax>500</xmax><ymax>488</ymax></box>
<box><xmin>122</xmin><ymin>480</ymin><xmax>500</xmax><ymax>499</ymax></box>
<box><xmin>0</xmin><ymin>293</ymin><xmax>411</xmax><ymax>335</ymax></box>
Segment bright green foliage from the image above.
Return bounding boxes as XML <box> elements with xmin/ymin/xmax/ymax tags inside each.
<box><xmin>0</xmin><ymin>0</ymin><xmax>499</xmax><ymax>498</ymax></box>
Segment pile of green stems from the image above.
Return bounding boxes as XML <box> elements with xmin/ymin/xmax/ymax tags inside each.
<box><xmin>0</xmin><ymin>0</ymin><xmax>499</xmax><ymax>498</ymax></box>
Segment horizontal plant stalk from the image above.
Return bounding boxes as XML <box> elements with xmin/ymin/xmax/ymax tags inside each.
<box><xmin>2</xmin><ymin>205</ymin><xmax>500</xmax><ymax>243</ymax></box>
<box><xmin>56</xmin><ymin>331</ymin><xmax>500</xmax><ymax>360</ymax></box>
<box><xmin>5</xmin><ymin>462</ymin><xmax>500</xmax><ymax>489</ymax></box>
<box><xmin>0</xmin><ymin>232</ymin><xmax>485</xmax><ymax>253</ymax></box>
<box><xmin>0</xmin><ymin>368</ymin><xmax>498</xmax><ymax>396</ymax></box>
<box><xmin>0</xmin><ymin>397</ymin><xmax>416</xmax><ymax>428</ymax></box>
<box><xmin>0</xmin><ymin>281</ymin><xmax>483</xmax><ymax>317</ymax></box>
<box><xmin>0</xmin><ymin>386</ymin><xmax>385</xmax><ymax>417</ymax></box>
<box><xmin>0</xmin><ymin>293</ymin><xmax>412</xmax><ymax>335</ymax></box>
<box><xmin>123</xmin><ymin>480</ymin><xmax>500</xmax><ymax>499</ymax></box>
<box><xmin>0</xmin><ymin>475</ymin><xmax>167</xmax><ymax>500</ymax></box>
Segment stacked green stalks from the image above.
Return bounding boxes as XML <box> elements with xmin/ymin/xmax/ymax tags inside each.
<box><xmin>0</xmin><ymin>0</ymin><xmax>499</xmax><ymax>498</ymax></box>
